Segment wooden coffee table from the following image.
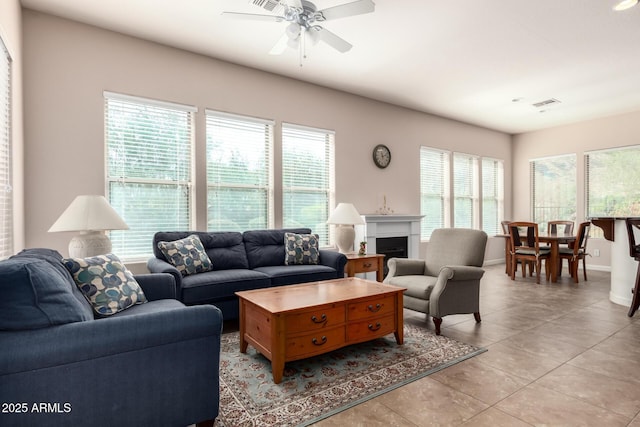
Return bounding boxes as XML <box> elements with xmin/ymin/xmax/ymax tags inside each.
<box><xmin>236</xmin><ymin>277</ymin><xmax>406</xmax><ymax>383</ymax></box>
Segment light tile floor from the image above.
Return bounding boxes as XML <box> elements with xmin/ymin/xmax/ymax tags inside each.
<box><xmin>311</xmin><ymin>264</ymin><xmax>640</xmax><ymax>426</ymax></box>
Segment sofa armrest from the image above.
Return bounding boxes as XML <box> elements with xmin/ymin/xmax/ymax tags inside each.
<box><xmin>439</xmin><ymin>265</ymin><xmax>485</xmax><ymax>281</ymax></box>
<box><xmin>385</xmin><ymin>258</ymin><xmax>426</xmax><ymax>279</ymax></box>
<box><xmin>147</xmin><ymin>257</ymin><xmax>183</xmax><ymax>298</ymax></box>
<box><xmin>0</xmin><ymin>305</ymin><xmax>223</xmax><ymax>426</ymax></box>
<box><xmin>134</xmin><ymin>273</ymin><xmax>176</xmax><ymax>301</ymax></box>
<box><xmin>319</xmin><ymin>250</ymin><xmax>347</xmax><ymax>276</ymax></box>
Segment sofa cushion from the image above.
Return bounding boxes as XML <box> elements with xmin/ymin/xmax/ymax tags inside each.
<box><xmin>157</xmin><ymin>234</ymin><xmax>213</xmax><ymax>276</ymax></box>
<box><xmin>244</xmin><ymin>228</ymin><xmax>312</xmax><ymax>269</ymax></box>
<box><xmin>153</xmin><ymin>231</ymin><xmax>249</xmax><ymax>271</ymax></box>
<box><xmin>0</xmin><ymin>257</ymin><xmax>93</xmax><ymax>330</ymax></box>
<box><xmin>284</xmin><ymin>232</ymin><xmax>320</xmax><ymax>265</ymax></box>
<box><xmin>63</xmin><ymin>254</ymin><xmax>147</xmax><ymax>317</ymax></box>
<box><xmin>254</xmin><ymin>265</ymin><xmax>337</xmax><ymax>286</ymax></box>
<box><xmin>180</xmin><ymin>269</ymin><xmax>271</xmax><ymax>304</ymax></box>
<box><xmin>11</xmin><ymin>248</ymin><xmax>94</xmax><ymax>319</ymax></box>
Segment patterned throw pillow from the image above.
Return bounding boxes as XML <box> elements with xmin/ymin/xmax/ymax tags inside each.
<box><xmin>284</xmin><ymin>233</ymin><xmax>320</xmax><ymax>265</ymax></box>
<box><xmin>62</xmin><ymin>254</ymin><xmax>147</xmax><ymax>317</ymax></box>
<box><xmin>157</xmin><ymin>234</ymin><xmax>213</xmax><ymax>276</ymax></box>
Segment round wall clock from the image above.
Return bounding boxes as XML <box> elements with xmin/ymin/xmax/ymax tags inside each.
<box><xmin>373</xmin><ymin>144</ymin><xmax>391</xmax><ymax>169</ymax></box>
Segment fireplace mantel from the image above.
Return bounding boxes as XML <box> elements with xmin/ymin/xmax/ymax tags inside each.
<box><xmin>355</xmin><ymin>214</ymin><xmax>423</xmax><ymax>280</ymax></box>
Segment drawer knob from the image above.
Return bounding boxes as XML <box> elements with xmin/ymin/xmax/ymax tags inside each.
<box><xmin>368</xmin><ymin>322</ymin><xmax>382</xmax><ymax>331</ymax></box>
<box><xmin>368</xmin><ymin>303</ymin><xmax>382</xmax><ymax>312</ymax></box>
<box><xmin>312</xmin><ymin>336</ymin><xmax>327</xmax><ymax>346</ymax></box>
<box><xmin>311</xmin><ymin>314</ymin><xmax>327</xmax><ymax>324</ymax></box>
<box><xmin>363</xmin><ymin>263</ymin><xmax>372</xmax><ymax>268</ymax></box>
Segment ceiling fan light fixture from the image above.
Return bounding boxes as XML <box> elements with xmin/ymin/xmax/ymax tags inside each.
<box><xmin>613</xmin><ymin>0</ymin><xmax>638</xmax><ymax>11</ymax></box>
<box><xmin>285</xmin><ymin>22</ymin><xmax>301</xmax><ymax>39</ymax></box>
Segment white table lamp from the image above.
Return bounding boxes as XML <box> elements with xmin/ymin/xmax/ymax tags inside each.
<box><xmin>327</xmin><ymin>203</ymin><xmax>365</xmax><ymax>253</ymax></box>
<box><xmin>48</xmin><ymin>195</ymin><xmax>129</xmax><ymax>258</ymax></box>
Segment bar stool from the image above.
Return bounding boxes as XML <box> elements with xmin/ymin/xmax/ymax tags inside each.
<box><xmin>625</xmin><ymin>218</ymin><xmax>640</xmax><ymax>317</ymax></box>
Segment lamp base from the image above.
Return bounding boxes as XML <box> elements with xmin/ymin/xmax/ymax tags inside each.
<box><xmin>68</xmin><ymin>231</ymin><xmax>112</xmax><ymax>258</ymax></box>
<box><xmin>335</xmin><ymin>224</ymin><xmax>355</xmax><ymax>254</ymax></box>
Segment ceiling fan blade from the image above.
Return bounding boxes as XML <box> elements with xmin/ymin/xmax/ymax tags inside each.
<box><xmin>316</xmin><ymin>28</ymin><xmax>352</xmax><ymax>53</ymax></box>
<box><xmin>317</xmin><ymin>0</ymin><xmax>375</xmax><ymax>21</ymax></box>
<box><xmin>221</xmin><ymin>11</ymin><xmax>284</xmax><ymax>22</ymax></box>
<box><xmin>269</xmin><ymin>34</ymin><xmax>289</xmax><ymax>55</ymax></box>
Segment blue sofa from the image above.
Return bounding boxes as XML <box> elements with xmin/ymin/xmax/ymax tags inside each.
<box><xmin>0</xmin><ymin>249</ymin><xmax>222</xmax><ymax>427</ymax></box>
<box><xmin>148</xmin><ymin>228</ymin><xmax>348</xmax><ymax>319</ymax></box>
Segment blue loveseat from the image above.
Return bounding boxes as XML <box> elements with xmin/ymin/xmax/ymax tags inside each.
<box><xmin>0</xmin><ymin>249</ymin><xmax>222</xmax><ymax>427</ymax></box>
<box><xmin>147</xmin><ymin>228</ymin><xmax>348</xmax><ymax>319</ymax></box>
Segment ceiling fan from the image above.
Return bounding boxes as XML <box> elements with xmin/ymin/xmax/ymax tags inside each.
<box><xmin>222</xmin><ymin>0</ymin><xmax>375</xmax><ymax>58</ymax></box>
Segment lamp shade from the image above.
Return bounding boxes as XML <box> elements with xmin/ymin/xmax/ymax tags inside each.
<box><xmin>326</xmin><ymin>203</ymin><xmax>365</xmax><ymax>225</ymax></box>
<box><xmin>48</xmin><ymin>195</ymin><xmax>129</xmax><ymax>232</ymax></box>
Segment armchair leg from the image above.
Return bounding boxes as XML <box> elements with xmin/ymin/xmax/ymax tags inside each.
<box><xmin>433</xmin><ymin>317</ymin><xmax>442</xmax><ymax>335</ymax></box>
<box><xmin>473</xmin><ymin>312</ymin><xmax>481</xmax><ymax>323</ymax></box>
<box><xmin>196</xmin><ymin>420</ymin><xmax>214</xmax><ymax>427</ymax></box>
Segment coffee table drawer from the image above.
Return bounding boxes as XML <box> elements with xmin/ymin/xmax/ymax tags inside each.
<box><xmin>286</xmin><ymin>326</ymin><xmax>345</xmax><ymax>359</ymax></box>
<box><xmin>347</xmin><ymin>295</ymin><xmax>396</xmax><ymax>321</ymax></box>
<box><xmin>347</xmin><ymin>314</ymin><xmax>395</xmax><ymax>342</ymax></box>
<box><xmin>285</xmin><ymin>305</ymin><xmax>345</xmax><ymax>334</ymax></box>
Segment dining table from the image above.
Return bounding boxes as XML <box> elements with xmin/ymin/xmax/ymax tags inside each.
<box><xmin>497</xmin><ymin>232</ymin><xmax>576</xmax><ymax>283</ymax></box>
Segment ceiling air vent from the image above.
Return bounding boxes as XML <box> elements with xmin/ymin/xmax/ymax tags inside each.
<box><xmin>532</xmin><ymin>98</ymin><xmax>561</xmax><ymax>108</ymax></box>
<box><xmin>250</xmin><ymin>0</ymin><xmax>283</xmax><ymax>12</ymax></box>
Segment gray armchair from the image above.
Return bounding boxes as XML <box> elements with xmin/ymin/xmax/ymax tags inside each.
<box><xmin>384</xmin><ymin>228</ymin><xmax>488</xmax><ymax>335</ymax></box>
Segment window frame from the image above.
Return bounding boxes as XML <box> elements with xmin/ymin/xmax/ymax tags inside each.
<box><xmin>205</xmin><ymin>109</ymin><xmax>275</xmax><ymax>232</ymax></box>
<box><xmin>585</xmin><ymin>145</ymin><xmax>640</xmax><ymax>218</ymax></box>
<box><xmin>281</xmin><ymin>122</ymin><xmax>336</xmax><ymax>247</ymax></box>
<box><xmin>0</xmin><ymin>36</ymin><xmax>12</xmax><ymax>260</ymax></box>
<box><xmin>452</xmin><ymin>152</ymin><xmax>480</xmax><ymax>229</ymax></box>
<box><xmin>530</xmin><ymin>153</ymin><xmax>577</xmax><ymax>231</ymax></box>
<box><xmin>420</xmin><ymin>146</ymin><xmax>451</xmax><ymax>240</ymax></box>
<box><xmin>104</xmin><ymin>91</ymin><xmax>196</xmax><ymax>262</ymax></box>
<box><xmin>481</xmin><ymin>157</ymin><xmax>504</xmax><ymax>236</ymax></box>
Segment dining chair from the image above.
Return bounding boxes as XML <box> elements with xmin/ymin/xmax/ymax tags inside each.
<box><xmin>508</xmin><ymin>221</ymin><xmax>551</xmax><ymax>284</ymax></box>
<box><xmin>558</xmin><ymin>221</ymin><xmax>590</xmax><ymax>283</ymax></box>
<box><xmin>625</xmin><ymin>218</ymin><xmax>640</xmax><ymax>317</ymax></box>
<box><xmin>502</xmin><ymin>220</ymin><xmax>532</xmax><ymax>277</ymax></box>
<box><xmin>548</xmin><ymin>220</ymin><xmax>575</xmax><ymax>276</ymax></box>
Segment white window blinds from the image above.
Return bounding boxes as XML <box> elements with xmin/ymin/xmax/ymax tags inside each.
<box><xmin>420</xmin><ymin>147</ymin><xmax>450</xmax><ymax>239</ymax></box>
<box><xmin>206</xmin><ymin>110</ymin><xmax>274</xmax><ymax>231</ymax></box>
<box><xmin>0</xmin><ymin>38</ymin><xmax>12</xmax><ymax>259</ymax></box>
<box><xmin>481</xmin><ymin>157</ymin><xmax>504</xmax><ymax>235</ymax></box>
<box><xmin>282</xmin><ymin>123</ymin><xmax>335</xmax><ymax>246</ymax></box>
<box><xmin>586</xmin><ymin>146</ymin><xmax>640</xmax><ymax>218</ymax></box>
<box><xmin>105</xmin><ymin>92</ymin><xmax>195</xmax><ymax>261</ymax></box>
<box><xmin>530</xmin><ymin>154</ymin><xmax>576</xmax><ymax>230</ymax></box>
<box><xmin>453</xmin><ymin>152</ymin><xmax>479</xmax><ymax>228</ymax></box>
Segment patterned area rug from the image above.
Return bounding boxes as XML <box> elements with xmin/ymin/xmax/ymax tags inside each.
<box><xmin>215</xmin><ymin>324</ymin><xmax>486</xmax><ymax>426</ymax></box>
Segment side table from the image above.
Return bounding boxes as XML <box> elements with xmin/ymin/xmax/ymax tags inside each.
<box><xmin>345</xmin><ymin>253</ymin><xmax>385</xmax><ymax>282</ymax></box>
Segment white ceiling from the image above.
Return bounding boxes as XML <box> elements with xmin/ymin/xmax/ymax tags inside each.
<box><xmin>20</xmin><ymin>0</ymin><xmax>640</xmax><ymax>134</ymax></box>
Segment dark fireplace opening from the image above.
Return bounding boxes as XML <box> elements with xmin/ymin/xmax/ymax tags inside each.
<box><xmin>376</xmin><ymin>236</ymin><xmax>408</xmax><ymax>277</ymax></box>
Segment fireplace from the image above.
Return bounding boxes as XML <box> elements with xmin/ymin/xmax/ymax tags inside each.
<box><xmin>355</xmin><ymin>214</ymin><xmax>423</xmax><ymax>281</ymax></box>
<box><xmin>376</xmin><ymin>236</ymin><xmax>408</xmax><ymax>276</ymax></box>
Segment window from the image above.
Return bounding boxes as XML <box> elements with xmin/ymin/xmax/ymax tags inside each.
<box><xmin>420</xmin><ymin>147</ymin><xmax>450</xmax><ymax>239</ymax></box>
<box><xmin>282</xmin><ymin>124</ymin><xmax>335</xmax><ymax>246</ymax></box>
<box><xmin>105</xmin><ymin>92</ymin><xmax>196</xmax><ymax>260</ymax></box>
<box><xmin>586</xmin><ymin>146</ymin><xmax>640</xmax><ymax>217</ymax></box>
<box><xmin>206</xmin><ymin>111</ymin><xmax>274</xmax><ymax>231</ymax></box>
<box><xmin>482</xmin><ymin>158</ymin><xmax>504</xmax><ymax>235</ymax></box>
<box><xmin>421</xmin><ymin>146</ymin><xmax>504</xmax><ymax>239</ymax></box>
<box><xmin>530</xmin><ymin>154</ymin><xmax>576</xmax><ymax>230</ymax></box>
<box><xmin>0</xmin><ymin>37</ymin><xmax>12</xmax><ymax>259</ymax></box>
<box><xmin>453</xmin><ymin>153</ymin><xmax>479</xmax><ymax>228</ymax></box>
